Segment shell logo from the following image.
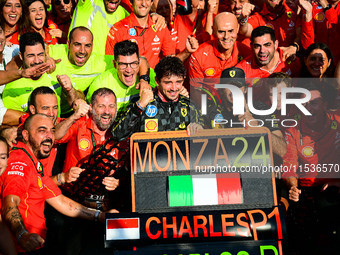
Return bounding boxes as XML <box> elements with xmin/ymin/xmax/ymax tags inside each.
<box><xmin>302</xmin><ymin>146</ymin><xmax>314</xmax><ymax>158</ymax></box>
<box><xmin>204</xmin><ymin>68</ymin><xmax>216</xmax><ymax>76</ymax></box>
<box><xmin>37</xmin><ymin>176</ymin><xmax>43</xmax><ymax>189</ymax></box>
<box><xmin>79</xmin><ymin>138</ymin><xmax>90</xmax><ymax>151</ymax></box>
<box><xmin>314</xmin><ymin>13</ymin><xmax>325</xmax><ymax>22</ymax></box>
<box><xmin>145</xmin><ymin>119</ymin><xmax>158</xmax><ymax>132</ymax></box>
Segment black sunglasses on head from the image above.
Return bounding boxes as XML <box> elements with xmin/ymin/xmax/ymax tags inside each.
<box><xmin>55</xmin><ymin>0</ymin><xmax>70</xmax><ymax>5</ymax></box>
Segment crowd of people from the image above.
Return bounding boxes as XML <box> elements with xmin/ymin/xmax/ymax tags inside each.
<box><xmin>0</xmin><ymin>0</ymin><xmax>339</xmax><ymax>254</ymax></box>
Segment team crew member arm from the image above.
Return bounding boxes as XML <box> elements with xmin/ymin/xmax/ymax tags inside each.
<box><xmin>57</xmin><ymin>74</ymin><xmax>85</xmax><ymax>108</ymax></box>
<box><xmin>2</xmin><ymin>193</ymin><xmax>115</xmax><ymax>251</ymax></box>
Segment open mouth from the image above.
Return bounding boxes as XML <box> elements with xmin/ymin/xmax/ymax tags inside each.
<box><xmin>107</xmin><ymin>1</ymin><xmax>119</xmax><ymax>11</ymax></box>
<box><xmin>35</xmin><ymin>17</ymin><xmax>43</xmax><ymax>26</ymax></box>
<box><xmin>8</xmin><ymin>14</ymin><xmax>18</xmax><ymax>22</ymax></box>
<box><xmin>101</xmin><ymin>114</ymin><xmax>112</xmax><ymax>124</ymax></box>
<box><xmin>258</xmin><ymin>54</ymin><xmax>269</xmax><ymax>62</ymax></box>
<box><xmin>41</xmin><ymin>140</ymin><xmax>53</xmax><ymax>152</ymax></box>
<box><xmin>75</xmin><ymin>54</ymin><xmax>87</xmax><ymax>64</ymax></box>
<box><xmin>124</xmin><ymin>73</ymin><xmax>134</xmax><ymax>83</ymax></box>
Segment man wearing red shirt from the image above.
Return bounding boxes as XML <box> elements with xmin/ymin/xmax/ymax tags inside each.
<box><xmin>188</xmin><ymin>12</ymin><xmax>250</xmax><ymax>105</ymax></box>
<box><xmin>1</xmin><ymin>114</ymin><xmax>114</xmax><ymax>253</ymax></box>
<box><xmin>299</xmin><ymin>0</ymin><xmax>340</xmax><ymax>64</ymax></box>
<box><xmin>238</xmin><ymin>0</ymin><xmax>301</xmax><ymax>58</ymax></box>
<box><xmin>236</xmin><ymin>26</ymin><xmax>301</xmax><ymax>86</ymax></box>
<box><xmin>281</xmin><ymin>85</ymin><xmax>340</xmax><ymax>254</ymax></box>
<box><xmin>105</xmin><ymin>0</ymin><xmax>175</xmax><ymax>68</ymax></box>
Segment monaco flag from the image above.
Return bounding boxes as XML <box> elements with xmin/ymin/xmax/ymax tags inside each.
<box><xmin>106</xmin><ymin>218</ymin><xmax>140</xmax><ymax>240</ymax></box>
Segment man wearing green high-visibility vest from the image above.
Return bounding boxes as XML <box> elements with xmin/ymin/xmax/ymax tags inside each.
<box><xmin>70</xmin><ymin>0</ymin><xmax>167</xmax><ymax>55</ymax></box>
<box><xmin>2</xmin><ymin>32</ymin><xmax>82</xmax><ymax>116</ymax></box>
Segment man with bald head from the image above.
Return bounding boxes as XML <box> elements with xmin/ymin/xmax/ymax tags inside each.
<box><xmin>0</xmin><ymin>114</ymin><xmax>116</xmax><ymax>253</ymax></box>
<box><xmin>188</xmin><ymin>12</ymin><xmax>250</xmax><ymax>105</ymax></box>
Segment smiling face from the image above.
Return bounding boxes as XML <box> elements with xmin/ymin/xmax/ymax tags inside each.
<box><xmin>53</xmin><ymin>0</ymin><xmax>72</xmax><ymax>19</ymax></box>
<box><xmin>67</xmin><ymin>29</ymin><xmax>93</xmax><ymax>67</ymax></box>
<box><xmin>157</xmin><ymin>74</ymin><xmax>184</xmax><ymax>101</ymax></box>
<box><xmin>21</xmin><ymin>43</ymin><xmax>46</xmax><ymax>78</ymax></box>
<box><xmin>252</xmin><ymin>33</ymin><xmax>278</xmax><ymax>68</ymax></box>
<box><xmin>115</xmin><ymin>53</ymin><xmax>140</xmax><ymax>87</ymax></box>
<box><xmin>29</xmin><ymin>1</ymin><xmax>46</xmax><ymax>31</ymax></box>
<box><xmin>104</xmin><ymin>0</ymin><xmax>121</xmax><ymax>13</ymax></box>
<box><xmin>2</xmin><ymin>0</ymin><xmax>22</xmax><ymax>28</ymax></box>
<box><xmin>132</xmin><ymin>0</ymin><xmax>152</xmax><ymax>18</ymax></box>
<box><xmin>91</xmin><ymin>93</ymin><xmax>117</xmax><ymax>131</ymax></box>
<box><xmin>305</xmin><ymin>49</ymin><xmax>331</xmax><ymax>78</ymax></box>
<box><xmin>30</xmin><ymin>93</ymin><xmax>59</xmax><ymax>125</ymax></box>
<box><xmin>23</xmin><ymin>114</ymin><xmax>55</xmax><ymax>160</ymax></box>
<box><xmin>213</xmin><ymin>13</ymin><xmax>239</xmax><ymax>52</ymax></box>
<box><xmin>228</xmin><ymin>0</ymin><xmax>248</xmax><ymax>18</ymax></box>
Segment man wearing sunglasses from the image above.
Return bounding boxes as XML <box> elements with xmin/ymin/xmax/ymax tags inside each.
<box><xmin>86</xmin><ymin>40</ymin><xmax>156</xmax><ymax>116</ymax></box>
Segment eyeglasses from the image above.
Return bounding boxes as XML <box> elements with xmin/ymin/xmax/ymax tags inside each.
<box><xmin>116</xmin><ymin>61</ymin><xmax>139</xmax><ymax>70</ymax></box>
<box><xmin>54</xmin><ymin>0</ymin><xmax>70</xmax><ymax>5</ymax></box>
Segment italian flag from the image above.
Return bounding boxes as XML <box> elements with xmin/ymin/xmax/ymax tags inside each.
<box><xmin>106</xmin><ymin>218</ymin><xmax>140</xmax><ymax>240</ymax></box>
<box><xmin>168</xmin><ymin>173</ymin><xmax>242</xmax><ymax>206</ymax></box>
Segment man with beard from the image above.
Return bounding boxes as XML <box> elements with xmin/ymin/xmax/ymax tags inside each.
<box><xmin>70</xmin><ymin>0</ymin><xmax>166</xmax><ymax>55</ymax></box>
<box><xmin>238</xmin><ymin>0</ymin><xmax>301</xmax><ymax>59</ymax></box>
<box><xmin>236</xmin><ymin>26</ymin><xmax>300</xmax><ymax>87</ymax></box>
<box><xmin>55</xmin><ymin>88</ymin><xmax>119</xmax><ymax>193</ymax></box>
<box><xmin>282</xmin><ymin>84</ymin><xmax>340</xmax><ymax>254</ymax></box>
<box><xmin>2</xmin><ymin>32</ymin><xmax>81</xmax><ymax>115</ymax></box>
<box><xmin>0</xmin><ymin>114</ymin><xmax>118</xmax><ymax>253</ymax></box>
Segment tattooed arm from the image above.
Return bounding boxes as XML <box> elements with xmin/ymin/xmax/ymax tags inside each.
<box><xmin>46</xmin><ymin>194</ymin><xmax>118</xmax><ymax>223</ymax></box>
<box><xmin>2</xmin><ymin>195</ymin><xmax>45</xmax><ymax>251</ymax></box>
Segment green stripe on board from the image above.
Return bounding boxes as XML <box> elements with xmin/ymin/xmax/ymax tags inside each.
<box><xmin>168</xmin><ymin>175</ymin><xmax>193</xmax><ymax>207</ymax></box>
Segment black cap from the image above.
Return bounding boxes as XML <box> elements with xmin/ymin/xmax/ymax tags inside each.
<box><xmin>220</xmin><ymin>67</ymin><xmax>246</xmax><ymax>87</ymax></box>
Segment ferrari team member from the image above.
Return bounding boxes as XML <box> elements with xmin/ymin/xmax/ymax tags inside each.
<box><xmin>105</xmin><ymin>0</ymin><xmax>175</xmax><ymax>68</ymax></box>
<box><xmin>188</xmin><ymin>12</ymin><xmax>250</xmax><ymax>106</ymax></box>
<box><xmin>113</xmin><ymin>56</ymin><xmax>203</xmax><ymax>141</ymax></box>
<box><xmin>87</xmin><ymin>40</ymin><xmax>156</xmax><ymax>116</ymax></box>
<box><xmin>299</xmin><ymin>0</ymin><xmax>340</xmax><ymax>65</ymax></box>
<box><xmin>236</xmin><ymin>26</ymin><xmax>301</xmax><ymax>86</ymax></box>
<box><xmin>282</xmin><ymin>84</ymin><xmax>340</xmax><ymax>254</ymax></box>
<box><xmin>238</xmin><ymin>0</ymin><xmax>301</xmax><ymax>57</ymax></box>
<box><xmin>2</xmin><ymin>32</ymin><xmax>81</xmax><ymax>115</ymax></box>
<box><xmin>0</xmin><ymin>114</ymin><xmax>117</xmax><ymax>253</ymax></box>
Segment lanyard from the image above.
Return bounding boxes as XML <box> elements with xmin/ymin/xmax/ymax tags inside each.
<box><xmin>12</xmin><ymin>147</ymin><xmax>44</xmax><ymax>177</ymax></box>
<box><xmin>90</xmin><ymin>130</ymin><xmax>108</xmax><ymax>153</ymax></box>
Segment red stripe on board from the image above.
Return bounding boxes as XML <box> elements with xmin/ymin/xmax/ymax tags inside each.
<box><xmin>107</xmin><ymin>218</ymin><xmax>139</xmax><ymax>229</ymax></box>
<box><xmin>216</xmin><ymin>173</ymin><xmax>243</xmax><ymax>204</ymax></box>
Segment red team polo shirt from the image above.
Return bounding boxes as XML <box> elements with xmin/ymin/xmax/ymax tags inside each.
<box><xmin>301</xmin><ymin>3</ymin><xmax>340</xmax><ymax>63</ymax></box>
<box><xmin>236</xmin><ymin>48</ymin><xmax>301</xmax><ymax>85</ymax></box>
<box><xmin>189</xmin><ymin>39</ymin><xmax>250</xmax><ymax>83</ymax></box>
<box><xmin>0</xmin><ymin>142</ymin><xmax>61</xmax><ymax>251</ymax></box>
<box><xmin>282</xmin><ymin>110</ymin><xmax>340</xmax><ymax>187</ymax></box>
<box><xmin>105</xmin><ymin>13</ymin><xmax>175</xmax><ymax>68</ymax></box>
<box><xmin>57</xmin><ymin>117</ymin><xmax>113</xmax><ymax>173</ymax></box>
<box><xmin>170</xmin><ymin>13</ymin><xmax>211</xmax><ymax>54</ymax></box>
<box><xmin>247</xmin><ymin>1</ymin><xmax>301</xmax><ymax>47</ymax></box>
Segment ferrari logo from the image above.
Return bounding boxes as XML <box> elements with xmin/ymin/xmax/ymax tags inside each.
<box><xmin>287</xmin><ymin>11</ymin><xmax>292</xmax><ymax>18</ymax></box>
<box><xmin>181</xmin><ymin>108</ymin><xmax>187</xmax><ymax>117</ymax></box>
<box><xmin>230</xmin><ymin>70</ymin><xmax>236</xmax><ymax>77</ymax></box>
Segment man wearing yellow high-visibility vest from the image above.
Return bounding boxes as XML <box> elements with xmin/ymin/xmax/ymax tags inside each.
<box><xmin>70</xmin><ymin>0</ymin><xmax>167</xmax><ymax>55</ymax></box>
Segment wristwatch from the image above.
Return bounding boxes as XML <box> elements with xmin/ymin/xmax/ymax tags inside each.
<box><xmin>140</xmin><ymin>75</ymin><xmax>150</xmax><ymax>83</ymax></box>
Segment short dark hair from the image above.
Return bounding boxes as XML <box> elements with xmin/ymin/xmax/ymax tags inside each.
<box><xmin>68</xmin><ymin>26</ymin><xmax>93</xmax><ymax>43</ymax></box>
<box><xmin>19</xmin><ymin>32</ymin><xmax>45</xmax><ymax>56</ymax></box>
<box><xmin>251</xmin><ymin>26</ymin><xmax>276</xmax><ymax>44</ymax></box>
<box><xmin>23</xmin><ymin>113</ymin><xmax>47</xmax><ymax>131</ymax></box>
<box><xmin>0</xmin><ymin>134</ymin><xmax>9</xmax><ymax>154</ymax></box>
<box><xmin>267</xmin><ymin>72</ymin><xmax>292</xmax><ymax>90</ymax></box>
<box><xmin>154</xmin><ymin>56</ymin><xmax>186</xmax><ymax>81</ymax></box>
<box><xmin>91</xmin><ymin>88</ymin><xmax>116</xmax><ymax>105</ymax></box>
<box><xmin>114</xmin><ymin>40</ymin><xmax>139</xmax><ymax>60</ymax></box>
<box><xmin>29</xmin><ymin>86</ymin><xmax>56</xmax><ymax>108</ymax></box>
